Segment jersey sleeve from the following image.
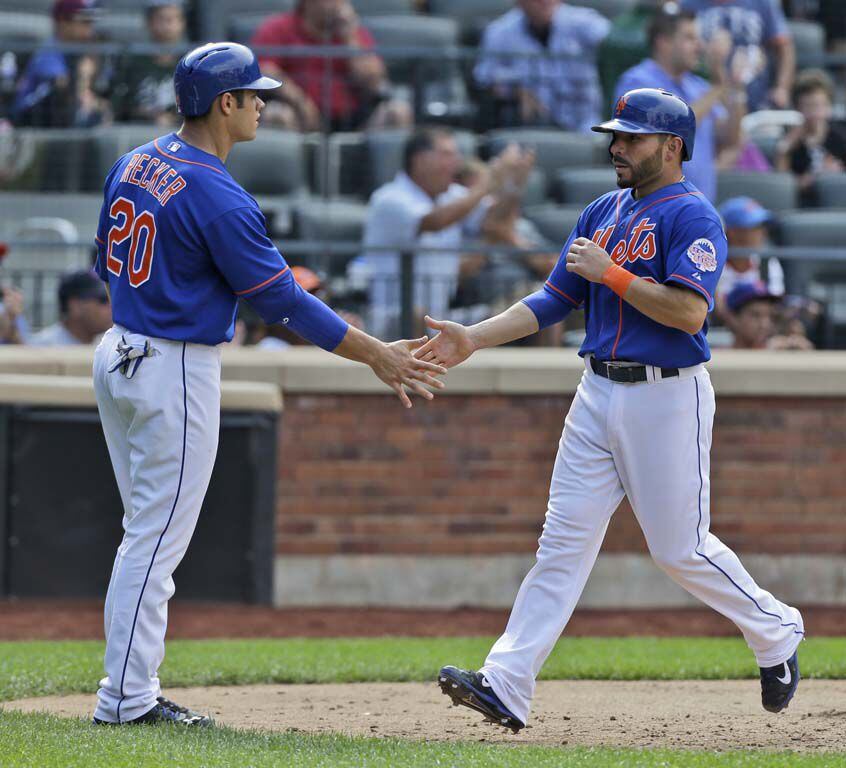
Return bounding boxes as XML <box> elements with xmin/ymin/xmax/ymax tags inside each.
<box><xmin>663</xmin><ymin>215</ymin><xmax>727</xmax><ymax>311</ymax></box>
<box><xmin>204</xmin><ymin>206</ymin><xmax>292</xmax><ymax>297</ymax></box>
<box><xmin>205</xmin><ymin>206</ymin><xmax>348</xmax><ymax>349</ymax></box>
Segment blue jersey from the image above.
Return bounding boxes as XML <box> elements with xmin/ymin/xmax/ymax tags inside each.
<box><xmin>94</xmin><ymin>133</ymin><xmax>295</xmax><ymax>346</ymax></box>
<box><xmin>525</xmin><ymin>180</ymin><xmax>727</xmax><ymax>368</ymax></box>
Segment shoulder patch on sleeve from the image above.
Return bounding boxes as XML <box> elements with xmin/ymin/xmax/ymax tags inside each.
<box><xmin>686</xmin><ymin>238</ymin><xmax>718</xmax><ymax>272</ymax></box>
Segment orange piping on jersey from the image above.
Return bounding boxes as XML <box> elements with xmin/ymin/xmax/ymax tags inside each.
<box><xmin>235</xmin><ymin>266</ymin><xmax>290</xmax><ymax>296</ymax></box>
<box><xmin>545</xmin><ymin>280</ymin><xmax>582</xmax><ymax>307</ymax></box>
<box><xmin>95</xmin><ymin>236</ymin><xmax>105</xmax><ymax>245</ymax></box>
<box><xmin>614</xmin><ymin>191</ymin><xmax>624</xmax><ymax>226</ymax></box>
<box><xmin>153</xmin><ymin>139</ymin><xmax>224</xmax><ymax>175</ymax></box>
<box><xmin>623</xmin><ymin>191</ymin><xmax>702</xmax><ymax>241</ymax></box>
<box><xmin>611</xmin><ymin>295</ymin><xmax>623</xmax><ymax>360</ymax></box>
<box><xmin>669</xmin><ymin>273</ymin><xmax>713</xmax><ymax>303</ymax></box>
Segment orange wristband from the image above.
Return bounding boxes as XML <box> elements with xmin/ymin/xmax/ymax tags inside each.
<box><xmin>601</xmin><ymin>263</ymin><xmax>636</xmax><ymax>297</ymax></box>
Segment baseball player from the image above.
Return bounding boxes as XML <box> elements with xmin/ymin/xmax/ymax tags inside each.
<box><xmin>422</xmin><ymin>89</ymin><xmax>804</xmax><ymax>732</ymax></box>
<box><xmin>90</xmin><ymin>42</ymin><xmax>446</xmax><ymax>726</ymax></box>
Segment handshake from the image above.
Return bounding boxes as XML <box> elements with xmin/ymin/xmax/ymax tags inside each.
<box><xmin>360</xmin><ymin>315</ymin><xmax>477</xmax><ymax>409</ymax></box>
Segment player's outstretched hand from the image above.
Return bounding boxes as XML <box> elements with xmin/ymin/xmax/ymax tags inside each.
<box><xmin>414</xmin><ymin>315</ymin><xmax>476</xmax><ymax>369</ymax></box>
<box><xmin>372</xmin><ymin>337</ymin><xmax>447</xmax><ymax>409</ymax></box>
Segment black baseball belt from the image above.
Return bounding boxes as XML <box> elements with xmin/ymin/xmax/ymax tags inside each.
<box><xmin>589</xmin><ymin>356</ymin><xmax>680</xmax><ymax>383</ymax></box>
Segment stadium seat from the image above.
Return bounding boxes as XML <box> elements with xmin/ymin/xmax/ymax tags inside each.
<box><xmin>485</xmin><ymin>129</ymin><xmax>608</xmax><ymax>195</ymax></box>
<box><xmin>776</xmin><ymin>211</ymin><xmax>846</xmax><ymax>248</ymax></box>
<box><xmin>0</xmin><ymin>12</ymin><xmax>51</xmax><ymax>42</ymax></box>
<box><xmin>522</xmin><ymin>168</ymin><xmax>547</xmax><ymax>208</ymax></box>
<box><xmin>524</xmin><ymin>204</ymin><xmax>583</xmax><ymax>245</ymax></box>
<box><xmin>364</xmin><ymin>128</ymin><xmax>477</xmax><ymax>196</ymax></box>
<box><xmin>0</xmin><ymin>0</ymin><xmax>53</xmax><ymax>11</ymax></box>
<box><xmin>0</xmin><ymin>192</ymin><xmax>102</xmax><ymax>243</ymax></box>
<box><xmin>578</xmin><ymin>0</ymin><xmax>637</xmax><ymax>18</ymax></box>
<box><xmin>553</xmin><ymin>167</ymin><xmax>617</xmax><ymax>206</ymax></box>
<box><xmin>96</xmin><ymin>11</ymin><xmax>146</xmax><ymax>42</ymax></box>
<box><xmin>812</xmin><ymin>174</ymin><xmax>846</xmax><ymax>209</ymax></box>
<box><xmin>228</xmin><ymin>13</ymin><xmax>274</xmax><ymax>44</ymax></box>
<box><xmin>787</xmin><ymin>20</ymin><xmax>826</xmax><ymax>69</ymax></box>
<box><xmin>426</xmin><ymin>0</ymin><xmax>512</xmax><ymax>44</ymax></box>
<box><xmin>88</xmin><ymin>124</ymin><xmax>162</xmax><ymax>191</ymax></box>
<box><xmin>292</xmin><ymin>199</ymin><xmax>367</xmax><ymax>243</ymax></box>
<box><xmin>196</xmin><ymin>0</ymin><xmax>294</xmax><ymax>41</ymax></box>
<box><xmin>363</xmin><ymin>15</ymin><xmax>459</xmax><ymax>84</ymax></box>
<box><xmin>226</xmin><ymin>130</ymin><xmax>308</xmax><ymax>196</ymax></box>
<box><xmin>716</xmin><ymin>171</ymin><xmax>797</xmax><ymax>212</ymax></box>
<box><xmin>1</xmin><ymin>129</ymin><xmax>93</xmax><ymax>192</ymax></box>
<box><xmin>355</xmin><ymin>0</ymin><xmax>415</xmax><ymax>14</ymax></box>
<box><xmin>774</xmin><ymin>211</ymin><xmax>846</xmax><ymax>342</ymax></box>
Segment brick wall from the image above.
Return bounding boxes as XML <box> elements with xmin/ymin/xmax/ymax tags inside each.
<box><xmin>276</xmin><ymin>394</ymin><xmax>846</xmax><ymax>557</ymax></box>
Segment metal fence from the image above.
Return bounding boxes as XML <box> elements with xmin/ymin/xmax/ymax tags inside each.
<box><xmin>3</xmin><ymin>239</ymin><xmax>846</xmax><ymax>348</ymax></box>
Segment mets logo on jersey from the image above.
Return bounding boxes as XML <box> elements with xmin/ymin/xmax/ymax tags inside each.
<box><xmin>593</xmin><ymin>217</ymin><xmax>657</xmax><ymax>265</ymax></box>
<box><xmin>686</xmin><ymin>238</ymin><xmax>718</xmax><ymax>272</ymax></box>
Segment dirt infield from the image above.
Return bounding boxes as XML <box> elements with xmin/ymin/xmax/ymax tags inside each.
<box><xmin>5</xmin><ymin>680</ymin><xmax>846</xmax><ymax>752</ymax></box>
<box><xmin>2</xmin><ymin>601</ymin><xmax>846</xmax><ymax>640</ymax></box>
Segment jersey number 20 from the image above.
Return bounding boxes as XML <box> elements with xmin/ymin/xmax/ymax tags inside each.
<box><xmin>106</xmin><ymin>197</ymin><xmax>156</xmax><ymax>288</ymax></box>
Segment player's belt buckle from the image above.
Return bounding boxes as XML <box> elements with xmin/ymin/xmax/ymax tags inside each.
<box><xmin>593</xmin><ymin>358</ymin><xmax>646</xmax><ymax>383</ymax></box>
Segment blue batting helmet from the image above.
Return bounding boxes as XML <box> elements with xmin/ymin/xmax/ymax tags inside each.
<box><xmin>591</xmin><ymin>88</ymin><xmax>696</xmax><ymax>161</ymax></box>
<box><xmin>174</xmin><ymin>42</ymin><xmax>281</xmax><ymax>117</ymax></box>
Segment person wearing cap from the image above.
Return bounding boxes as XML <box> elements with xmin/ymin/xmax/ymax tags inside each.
<box><xmin>109</xmin><ymin>0</ymin><xmax>188</xmax><ymax>125</ymax></box>
<box><xmin>726</xmin><ymin>280</ymin><xmax>812</xmax><ymax>350</ymax></box>
<box><xmin>714</xmin><ymin>196</ymin><xmax>784</xmax><ymax>323</ymax></box>
<box><xmin>30</xmin><ymin>270</ymin><xmax>112</xmax><ymax>346</ymax></box>
<box><xmin>613</xmin><ymin>4</ymin><xmax>746</xmax><ymax>202</ymax></box>
<box><xmin>12</xmin><ymin>0</ymin><xmax>108</xmax><ymax>127</ymax></box>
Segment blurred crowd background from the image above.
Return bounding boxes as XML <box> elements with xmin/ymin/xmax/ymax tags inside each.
<box><xmin>0</xmin><ymin>0</ymin><xmax>844</xmax><ymax>352</ymax></box>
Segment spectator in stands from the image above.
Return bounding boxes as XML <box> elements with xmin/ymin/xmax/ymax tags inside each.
<box><xmin>598</xmin><ymin>0</ymin><xmax>666</xmax><ymax>113</ymax></box>
<box><xmin>109</xmin><ymin>0</ymin><xmax>188</xmax><ymax>125</ymax></box>
<box><xmin>614</xmin><ymin>6</ymin><xmax>746</xmax><ymax>202</ymax></box>
<box><xmin>681</xmin><ymin>0</ymin><xmax>795</xmax><ymax>111</ymax></box>
<box><xmin>354</xmin><ymin>127</ymin><xmax>528</xmax><ymax>338</ymax></box>
<box><xmin>30</xmin><ymin>270</ymin><xmax>111</xmax><ymax>346</ymax></box>
<box><xmin>451</xmin><ymin>158</ymin><xmax>563</xmax><ymax>344</ymax></box>
<box><xmin>726</xmin><ymin>281</ymin><xmax>813</xmax><ymax>349</ymax></box>
<box><xmin>714</xmin><ymin>196</ymin><xmax>784</xmax><ymax>322</ymax></box>
<box><xmin>451</xmin><ymin>158</ymin><xmax>554</xmax><ymax>308</ymax></box>
<box><xmin>251</xmin><ymin>0</ymin><xmax>411</xmax><ymax>132</ymax></box>
<box><xmin>474</xmin><ymin>0</ymin><xmax>610</xmax><ymax>133</ymax></box>
<box><xmin>775</xmin><ymin>69</ymin><xmax>846</xmax><ymax>207</ymax></box>
<box><xmin>12</xmin><ymin>0</ymin><xmax>109</xmax><ymax>127</ymax></box>
<box><xmin>0</xmin><ymin>286</ymin><xmax>27</xmax><ymax>344</ymax></box>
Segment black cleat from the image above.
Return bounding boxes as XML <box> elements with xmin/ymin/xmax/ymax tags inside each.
<box><xmin>438</xmin><ymin>665</ymin><xmax>525</xmax><ymax>733</ymax></box>
<box><xmin>93</xmin><ymin>696</ymin><xmax>213</xmax><ymax>726</ymax></box>
<box><xmin>760</xmin><ymin>651</ymin><xmax>800</xmax><ymax>713</ymax></box>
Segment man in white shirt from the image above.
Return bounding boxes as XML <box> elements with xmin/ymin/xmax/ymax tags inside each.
<box><xmin>357</xmin><ymin>127</ymin><xmax>525</xmax><ymax>338</ymax></box>
<box><xmin>30</xmin><ymin>269</ymin><xmax>112</xmax><ymax>345</ymax></box>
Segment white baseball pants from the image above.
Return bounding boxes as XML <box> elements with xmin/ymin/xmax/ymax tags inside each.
<box><xmin>481</xmin><ymin>361</ymin><xmax>804</xmax><ymax>725</ymax></box>
<box><xmin>92</xmin><ymin>325</ymin><xmax>221</xmax><ymax>723</ymax></box>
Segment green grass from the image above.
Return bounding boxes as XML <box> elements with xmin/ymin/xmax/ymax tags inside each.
<box><xmin>0</xmin><ymin>711</ymin><xmax>841</xmax><ymax>768</ymax></box>
<box><xmin>2</xmin><ymin>638</ymin><xmax>844</xmax><ymax>767</ymax></box>
<box><xmin>1</xmin><ymin>636</ymin><xmax>845</xmax><ymax>702</ymax></box>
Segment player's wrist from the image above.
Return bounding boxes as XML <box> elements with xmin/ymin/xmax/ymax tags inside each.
<box><xmin>601</xmin><ymin>263</ymin><xmax>636</xmax><ymax>298</ymax></box>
